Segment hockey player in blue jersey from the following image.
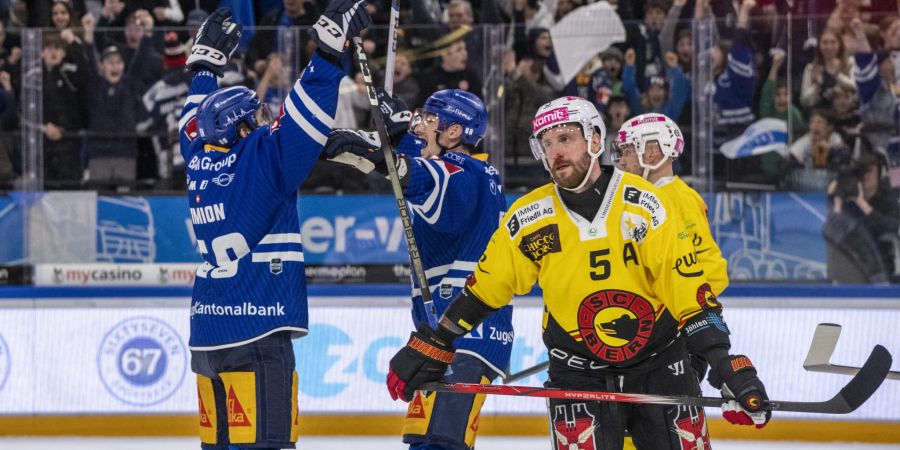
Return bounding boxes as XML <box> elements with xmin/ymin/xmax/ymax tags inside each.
<box><xmin>178</xmin><ymin>4</ymin><xmax>369</xmax><ymax>449</ymax></box>
<box><xmin>322</xmin><ymin>89</ymin><xmax>512</xmax><ymax>450</ymax></box>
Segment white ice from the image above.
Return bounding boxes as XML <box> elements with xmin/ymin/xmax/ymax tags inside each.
<box><xmin>0</xmin><ymin>437</ymin><xmax>898</xmax><ymax>449</ymax></box>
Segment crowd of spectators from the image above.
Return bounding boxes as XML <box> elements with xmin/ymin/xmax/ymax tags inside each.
<box><xmin>0</xmin><ymin>0</ymin><xmax>897</xmax><ymax>195</ymax></box>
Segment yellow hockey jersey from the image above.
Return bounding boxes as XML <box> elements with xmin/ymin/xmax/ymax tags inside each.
<box><xmin>656</xmin><ymin>176</ymin><xmax>729</xmax><ymax>296</ymax></box>
<box><xmin>467</xmin><ymin>168</ymin><xmax>719</xmax><ymax>370</ymax></box>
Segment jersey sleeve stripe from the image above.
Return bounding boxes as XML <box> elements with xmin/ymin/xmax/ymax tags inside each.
<box><xmin>259</xmin><ymin>233</ymin><xmax>303</xmax><ymax>245</ymax></box>
<box><xmin>293</xmin><ymin>80</ymin><xmax>335</xmax><ymax>128</ymax></box>
<box><xmin>423</xmin><ymin>260</ymin><xmax>478</xmax><ymax>281</ymax></box>
<box><xmin>283</xmin><ymin>95</ymin><xmax>328</xmax><ymax>145</ymax></box>
<box><xmin>727</xmin><ymin>53</ymin><xmax>754</xmax><ymax>78</ymax></box>
<box><xmin>408</xmin><ymin>159</ymin><xmax>451</xmax><ymax>224</ymax></box>
<box><xmin>251</xmin><ymin>251</ymin><xmax>305</xmax><ymax>263</ymax></box>
<box><xmin>179</xmin><ymin>107</ymin><xmax>198</xmax><ymax>130</ymax></box>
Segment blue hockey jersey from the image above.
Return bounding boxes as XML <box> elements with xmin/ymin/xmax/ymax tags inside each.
<box><xmin>855</xmin><ymin>52</ymin><xmax>900</xmax><ymax>156</ymax></box>
<box><xmin>399</xmin><ymin>138</ymin><xmax>514</xmax><ymax>377</ymax></box>
<box><xmin>179</xmin><ymin>54</ymin><xmax>343</xmax><ymax>350</ymax></box>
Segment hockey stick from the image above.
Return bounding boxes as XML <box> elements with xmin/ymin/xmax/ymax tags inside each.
<box><xmin>504</xmin><ymin>360</ymin><xmax>549</xmax><ymax>383</ymax></box>
<box><xmin>383</xmin><ymin>0</ymin><xmax>400</xmax><ymax>95</ymax></box>
<box><xmin>353</xmin><ymin>38</ymin><xmax>438</xmax><ymax>328</ymax></box>
<box><xmin>425</xmin><ymin>344</ymin><xmax>892</xmax><ymax>414</ymax></box>
<box><xmin>804</xmin><ymin>323</ymin><xmax>900</xmax><ymax>381</ymax></box>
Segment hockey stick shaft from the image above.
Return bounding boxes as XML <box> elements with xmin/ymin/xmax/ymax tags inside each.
<box><xmin>428</xmin><ymin>345</ymin><xmax>892</xmax><ymax>414</ymax></box>
<box><xmin>383</xmin><ymin>0</ymin><xmax>400</xmax><ymax>95</ymax></box>
<box><xmin>353</xmin><ymin>38</ymin><xmax>438</xmax><ymax>328</ymax></box>
<box><xmin>804</xmin><ymin>323</ymin><xmax>900</xmax><ymax>380</ymax></box>
<box><xmin>504</xmin><ymin>360</ymin><xmax>549</xmax><ymax>384</ymax></box>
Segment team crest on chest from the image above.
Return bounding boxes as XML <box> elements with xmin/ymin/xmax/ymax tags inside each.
<box><xmin>576</xmin><ymin>289</ymin><xmax>655</xmax><ymax>363</ymax></box>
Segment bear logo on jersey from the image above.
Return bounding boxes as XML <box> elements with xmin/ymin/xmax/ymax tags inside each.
<box><xmin>577</xmin><ymin>290</ymin><xmax>655</xmax><ymax>363</ymax></box>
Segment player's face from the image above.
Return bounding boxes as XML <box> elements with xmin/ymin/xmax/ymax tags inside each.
<box><xmin>614</xmin><ymin>142</ymin><xmax>640</xmax><ymax>175</ymax></box>
<box><xmin>411</xmin><ymin>110</ymin><xmax>443</xmax><ymax>158</ymax></box>
<box><xmin>540</xmin><ymin>125</ymin><xmax>593</xmax><ymax>189</ymax></box>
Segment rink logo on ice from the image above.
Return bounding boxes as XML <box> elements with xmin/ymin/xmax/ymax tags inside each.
<box><xmin>0</xmin><ymin>334</ymin><xmax>10</xmax><ymax>391</ymax></box>
<box><xmin>97</xmin><ymin>317</ymin><xmax>187</xmax><ymax>406</ymax></box>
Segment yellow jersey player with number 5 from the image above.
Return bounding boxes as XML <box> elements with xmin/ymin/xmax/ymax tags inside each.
<box><xmin>387</xmin><ymin>97</ymin><xmax>771</xmax><ymax>450</ymax></box>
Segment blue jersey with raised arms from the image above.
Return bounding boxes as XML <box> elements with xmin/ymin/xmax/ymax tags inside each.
<box><xmin>399</xmin><ymin>137</ymin><xmax>514</xmax><ymax>377</ymax></box>
<box><xmin>179</xmin><ymin>54</ymin><xmax>343</xmax><ymax>350</ymax></box>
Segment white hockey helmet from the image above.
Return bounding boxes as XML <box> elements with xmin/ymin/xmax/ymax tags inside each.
<box><xmin>615</xmin><ymin>113</ymin><xmax>684</xmax><ymax>176</ymax></box>
<box><xmin>529</xmin><ymin>96</ymin><xmax>606</xmax><ymax>191</ymax></box>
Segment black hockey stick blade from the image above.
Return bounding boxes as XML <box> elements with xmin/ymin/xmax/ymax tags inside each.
<box><xmin>428</xmin><ymin>345</ymin><xmax>893</xmax><ymax>414</ymax></box>
<box><xmin>804</xmin><ymin>324</ymin><xmax>900</xmax><ymax>381</ymax></box>
<box><xmin>772</xmin><ymin>344</ymin><xmax>892</xmax><ymax>413</ymax></box>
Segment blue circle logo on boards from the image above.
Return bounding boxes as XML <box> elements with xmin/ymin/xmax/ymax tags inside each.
<box><xmin>0</xmin><ymin>334</ymin><xmax>10</xmax><ymax>391</ymax></box>
<box><xmin>97</xmin><ymin>317</ymin><xmax>187</xmax><ymax>406</ymax></box>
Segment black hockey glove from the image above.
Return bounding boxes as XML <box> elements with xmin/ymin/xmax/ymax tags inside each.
<box><xmin>310</xmin><ymin>0</ymin><xmax>371</xmax><ymax>57</ymax></box>
<box><xmin>186</xmin><ymin>7</ymin><xmax>242</xmax><ymax>77</ymax></box>
<box><xmin>376</xmin><ymin>87</ymin><xmax>412</xmax><ymax>140</ymax></box>
<box><xmin>323</xmin><ymin>128</ymin><xmax>410</xmax><ymax>182</ymax></box>
<box><xmin>708</xmin><ymin>355</ymin><xmax>771</xmax><ymax>428</ymax></box>
<box><xmin>387</xmin><ymin>325</ymin><xmax>455</xmax><ymax>402</ymax></box>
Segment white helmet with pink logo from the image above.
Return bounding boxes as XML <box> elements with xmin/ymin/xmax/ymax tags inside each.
<box><xmin>529</xmin><ymin>96</ymin><xmax>606</xmax><ymax>191</ymax></box>
<box><xmin>615</xmin><ymin>113</ymin><xmax>685</xmax><ymax>177</ymax></box>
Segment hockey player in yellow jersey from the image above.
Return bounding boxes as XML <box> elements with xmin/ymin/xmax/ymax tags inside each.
<box><xmin>613</xmin><ymin>113</ymin><xmax>728</xmax><ymax>296</ymax></box>
<box><xmin>612</xmin><ymin>113</ymin><xmax>732</xmax><ymax>450</ymax></box>
<box><xmin>387</xmin><ymin>96</ymin><xmax>771</xmax><ymax>450</ymax></box>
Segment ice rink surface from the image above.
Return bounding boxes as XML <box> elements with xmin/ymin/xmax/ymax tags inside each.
<box><xmin>2</xmin><ymin>437</ymin><xmax>899</xmax><ymax>449</ymax></box>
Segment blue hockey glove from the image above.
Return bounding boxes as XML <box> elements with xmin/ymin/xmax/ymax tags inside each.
<box><xmin>311</xmin><ymin>0</ymin><xmax>371</xmax><ymax>57</ymax></box>
<box><xmin>186</xmin><ymin>7</ymin><xmax>242</xmax><ymax>76</ymax></box>
<box><xmin>376</xmin><ymin>88</ymin><xmax>412</xmax><ymax>139</ymax></box>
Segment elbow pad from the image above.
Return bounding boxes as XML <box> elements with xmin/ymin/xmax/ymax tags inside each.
<box><xmin>682</xmin><ymin>309</ymin><xmax>732</xmax><ymax>357</ymax></box>
<box><xmin>434</xmin><ymin>286</ymin><xmax>498</xmax><ymax>344</ymax></box>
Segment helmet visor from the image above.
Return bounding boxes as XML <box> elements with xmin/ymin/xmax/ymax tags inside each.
<box><xmin>408</xmin><ymin>109</ymin><xmax>439</xmax><ymax>137</ymax></box>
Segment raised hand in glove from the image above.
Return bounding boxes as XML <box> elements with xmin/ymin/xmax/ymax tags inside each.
<box><xmin>323</xmin><ymin>128</ymin><xmax>410</xmax><ymax>181</ymax></box>
<box><xmin>709</xmin><ymin>355</ymin><xmax>771</xmax><ymax>428</ymax></box>
<box><xmin>376</xmin><ymin>88</ymin><xmax>412</xmax><ymax>138</ymax></box>
<box><xmin>387</xmin><ymin>325</ymin><xmax>455</xmax><ymax>402</ymax></box>
<box><xmin>311</xmin><ymin>0</ymin><xmax>371</xmax><ymax>57</ymax></box>
<box><xmin>186</xmin><ymin>7</ymin><xmax>241</xmax><ymax>76</ymax></box>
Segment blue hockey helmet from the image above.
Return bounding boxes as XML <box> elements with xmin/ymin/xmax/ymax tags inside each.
<box><xmin>420</xmin><ymin>89</ymin><xmax>488</xmax><ymax>148</ymax></box>
<box><xmin>196</xmin><ymin>86</ymin><xmax>261</xmax><ymax>148</ymax></box>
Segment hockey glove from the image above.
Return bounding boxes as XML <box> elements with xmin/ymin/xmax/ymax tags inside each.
<box><xmin>186</xmin><ymin>7</ymin><xmax>242</xmax><ymax>77</ymax></box>
<box><xmin>709</xmin><ymin>355</ymin><xmax>771</xmax><ymax>428</ymax></box>
<box><xmin>387</xmin><ymin>325</ymin><xmax>455</xmax><ymax>402</ymax></box>
<box><xmin>310</xmin><ymin>0</ymin><xmax>371</xmax><ymax>57</ymax></box>
<box><xmin>376</xmin><ymin>87</ymin><xmax>412</xmax><ymax>139</ymax></box>
<box><xmin>323</xmin><ymin>128</ymin><xmax>410</xmax><ymax>181</ymax></box>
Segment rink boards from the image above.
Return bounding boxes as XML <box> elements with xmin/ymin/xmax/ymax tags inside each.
<box><xmin>0</xmin><ymin>286</ymin><xmax>898</xmax><ymax>440</ymax></box>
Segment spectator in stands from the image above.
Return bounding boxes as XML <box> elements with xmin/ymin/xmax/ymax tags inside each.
<box><xmin>707</xmin><ymin>0</ymin><xmax>757</xmax><ymax>147</ymax></box>
<box><xmin>789</xmin><ymin>109</ymin><xmax>848</xmax><ymax>173</ymax></box>
<box><xmin>830</xmin><ymin>82</ymin><xmax>862</xmax><ymax>138</ymax></box>
<box><xmin>661</xmin><ymin>0</ymin><xmax>692</xmax><ymax>74</ymax></box>
<box><xmin>247</xmin><ymin>0</ymin><xmax>321</xmax><ymax>70</ymax></box>
<box><xmin>26</xmin><ymin>0</ymin><xmax>86</xmax><ymax>27</ymax></box>
<box><xmin>566</xmin><ymin>56</ymin><xmax>613</xmax><ymax>113</ymax></box>
<box><xmin>136</xmin><ymin>30</ymin><xmax>191</xmax><ymax>184</ymax></box>
<box><xmin>502</xmin><ymin>48</ymin><xmax>554</xmax><ymax>190</ymax></box>
<box><xmin>0</xmin><ymin>19</ymin><xmax>22</xmax><ymax>73</ymax></box>
<box><xmin>32</xmin><ymin>34</ymin><xmax>85</xmax><ymax>186</ymax></box>
<box><xmin>82</xmin><ymin>13</ymin><xmax>141</xmax><ymax>186</ymax></box>
<box><xmin>51</xmin><ymin>0</ymin><xmax>91</xmax><ymax>82</ymax></box>
<box><xmin>600</xmin><ymin>46</ymin><xmax>624</xmax><ymax>92</ymax></box>
<box><xmin>553</xmin><ymin>0</ymin><xmax>582</xmax><ymax>22</ymax></box>
<box><xmin>760</xmin><ymin>49</ymin><xmax>807</xmax><ymax>137</ymax></box>
<box><xmin>116</xmin><ymin>10</ymin><xmax>162</xmax><ymax>92</ymax></box>
<box><xmin>417</xmin><ymin>39</ymin><xmax>482</xmax><ymax>106</ymax></box>
<box><xmin>824</xmin><ymin>151</ymin><xmax>899</xmax><ymax>283</ymax></box>
<box><xmin>254</xmin><ymin>53</ymin><xmax>290</xmax><ymax>119</ymax></box>
<box><xmin>411</xmin><ymin>0</ymin><xmax>501</xmax><ymax>71</ymax></box>
<box><xmin>800</xmin><ymin>29</ymin><xmax>853</xmax><ymax>112</ymax></box>
<box><xmin>622</xmin><ymin>48</ymin><xmax>689</xmax><ymax>120</ymax></box>
<box><xmin>391</xmin><ymin>52</ymin><xmax>420</xmax><ymax>108</ymax></box>
<box><xmin>0</xmin><ymin>69</ymin><xmax>15</xmax><ymax>183</ymax></box>
<box><xmin>511</xmin><ymin>0</ymin><xmax>554</xmax><ymax>32</ymax></box>
<box><xmin>851</xmin><ymin>16</ymin><xmax>900</xmax><ymax>157</ymax></box>
<box><xmin>603</xmin><ymin>95</ymin><xmax>630</xmax><ymax>165</ymax></box>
